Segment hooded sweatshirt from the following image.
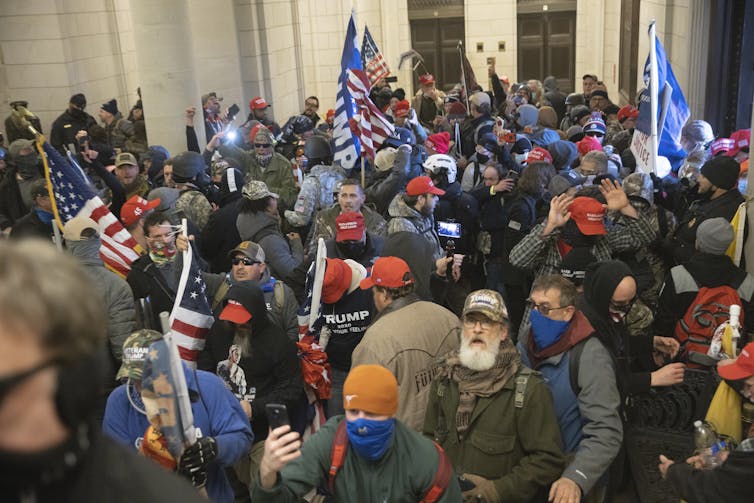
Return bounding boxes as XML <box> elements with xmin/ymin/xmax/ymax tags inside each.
<box><xmin>236</xmin><ymin>211</ymin><xmax>304</xmax><ymax>280</ymax></box>
<box><xmin>386</xmin><ymin>193</ymin><xmax>443</xmax><ymax>260</ymax></box>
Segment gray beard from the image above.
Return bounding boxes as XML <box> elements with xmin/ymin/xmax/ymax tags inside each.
<box><xmin>458</xmin><ymin>337</ymin><xmax>499</xmax><ymax>371</ymax></box>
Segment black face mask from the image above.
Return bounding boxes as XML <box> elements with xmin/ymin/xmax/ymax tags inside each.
<box><xmin>0</xmin><ymin>360</ymin><xmax>53</xmax><ymax>407</ymax></box>
<box><xmin>337</xmin><ymin>241</ymin><xmax>366</xmax><ymax>259</ymax></box>
<box><xmin>15</xmin><ymin>154</ymin><xmax>40</xmax><ymax>178</ymax></box>
<box><xmin>476</xmin><ymin>153</ymin><xmax>490</xmax><ymax>165</ymax></box>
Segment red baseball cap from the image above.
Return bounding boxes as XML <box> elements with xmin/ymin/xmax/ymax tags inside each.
<box><xmin>577</xmin><ymin>135</ymin><xmax>603</xmax><ymax>156</ymax></box>
<box><xmin>711</xmin><ymin>138</ymin><xmax>735</xmax><ymax>157</ymax></box>
<box><xmin>419</xmin><ymin>74</ymin><xmax>435</xmax><ymax>86</ymax></box>
<box><xmin>394</xmin><ymin>100</ymin><xmax>410</xmax><ymax>118</ymax></box>
<box><xmin>617</xmin><ymin>105</ymin><xmax>639</xmax><ymax>123</ymax></box>
<box><xmin>526</xmin><ymin>147</ymin><xmax>553</xmax><ymax>164</ymax></box>
<box><xmin>725</xmin><ymin>129</ymin><xmax>750</xmax><ymax>158</ymax></box>
<box><xmin>406</xmin><ymin>176</ymin><xmax>445</xmax><ymax>197</ymax></box>
<box><xmin>718</xmin><ymin>342</ymin><xmax>754</xmax><ymax>381</ymax></box>
<box><xmin>219</xmin><ymin>299</ymin><xmax>252</xmax><ymax>324</ymax></box>
<box><xmin>568</xmin><ymin>196</ymin><xmax>606</xmax><ymax>235</ymax></box>
<box><xmin>335</xmin><ymin>212</ymin><xmax>365</xmax><ymax>242</ymax></box>
<box><xmin>249</xmin><ymin>96</ymin><xmax>268</xmax><ymax>110</ymax></box>
<box><xmin>360</xmin><ymin>256</ymin><xmax>414</xmax><ymax>290</ymax></box>
<box><xmin>120</xmin><ymin>195</ymin><xmax>160</xmax><ymax>227</ymax></box>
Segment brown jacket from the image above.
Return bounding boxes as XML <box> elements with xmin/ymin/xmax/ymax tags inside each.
<box><xmin>351</xmin><ymin>294</ymin><xmax>461</xmax><ymax>430</ymax></box>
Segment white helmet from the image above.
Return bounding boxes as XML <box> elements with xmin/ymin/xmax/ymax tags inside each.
<box><xmin>422</xmin><ymin>154</ymin><xmax>457</xmax><ymax>184</ymax></box>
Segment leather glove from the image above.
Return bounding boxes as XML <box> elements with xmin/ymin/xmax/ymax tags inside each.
<box><xmin>178</xmin><ymin>437</ymin><xmax>218</xmax><ymax>487</ymax></box>
<box><xmin>461</xmin><ymin>473</ymin><xmax>501</xmax><ymax>503</ymax></box>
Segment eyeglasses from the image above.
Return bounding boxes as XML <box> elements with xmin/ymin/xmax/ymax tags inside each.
<box><xmin>608</xmin><ymin>297</ymin><xmax>636</xmax><ymax>314</ymax></box>
<box><xmin>232</xmin><ymin>257</ymin><xmax>261</xmax><ymax>266</ymax></box>
<box><xmin>462</xmin><ymin>316</ymin><xmax>498</xmax><ymax>330</ymax></box>
<box><xmin>526</xmin><ymin>299</ymin><xmax>571</xmax><ymax>316</ymax></box>
<box><xmin>254</xmin><ymin>143</ymin><xmax>272</xmax><ymax>148</ymax></box>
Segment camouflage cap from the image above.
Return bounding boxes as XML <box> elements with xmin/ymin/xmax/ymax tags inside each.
<box><xmin>116</xmin><ymin>329</ymin><xmax>163</xmax><ymax>381</ymax></box>
<box><xmin>242</xmin><ymin>180</ymin><xmax>278</xmax><ymax>201</ymax></box>
<box><xmin>462</xmin><ymin>289</ymin><xmax>509</xmax><ymax>323</ymax></box>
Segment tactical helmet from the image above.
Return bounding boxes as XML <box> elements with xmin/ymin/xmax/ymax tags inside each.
<box><xmin>423</xmin><ymin>154</ymin><xmax>457</xmax><ymax>184</ymax></box>
<box><xmin>171</xmin><ymin>151</ymin><xmax>206</xmax><ymax>182</ymax></box>
<box><xmin>565</xmin><ymin>93</ymin><xmax>585</xmax><ymax>106</ymax></box>
<box><xmin>304</xmin><ymin>135</ymin><xmax>333</xmax><ymax>161</ymax></box>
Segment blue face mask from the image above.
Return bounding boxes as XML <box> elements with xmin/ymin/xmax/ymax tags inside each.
<box><xmin>346</xmin><ymin>417</ymin><xmax>395</xmax><ymax>461</ymax></box>
<box><xmin>530</xmin><ymin>309</ymin><xmax>570</xmax><ymax>351</ymax></box>
<box><xmin>34</xmin><ymin>208</ymin><xmax>54</xmax><ymax>225</ymax></box>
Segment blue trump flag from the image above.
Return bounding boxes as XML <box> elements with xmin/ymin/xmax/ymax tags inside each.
<box><xmin>332</xmin><ymin>12</ymin><xmax>362</xmax><ymax>172</ymax></box>
<box><xmin>634</xmin><ymin>26</ymin><xmax>690</xmax><ymax>173</ymax></box>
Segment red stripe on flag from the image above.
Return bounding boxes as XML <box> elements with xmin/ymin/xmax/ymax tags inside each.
<box><xmin>172</xmin><ymin>318</ymin><xmax>209</xmax><ymax>340</ymax></box>
<box><xmin>177</xmin><ymin>346</ymin><xmax>200</xmax><ymax>362</ymax></box>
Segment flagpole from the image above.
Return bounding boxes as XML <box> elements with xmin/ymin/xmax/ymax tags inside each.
<box><xmin>361</xmin><ymin>154</ymin><xmax>365</xmax><ymax>188</ymax></box>
<box><xmin>649</xmin><ymin>20</ymin><xmax>659</xmax><ymax>175</ymax></box>
<box><xmin>458</xmin><ymin>41</ymin><xmax>471</xmax><ymax>113</ymax></box>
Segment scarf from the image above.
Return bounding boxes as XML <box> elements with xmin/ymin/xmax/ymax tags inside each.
<box><xmin>439</xmin><ymin>339</ymin><xmax>520</xmax><ymax>435</ymax></box>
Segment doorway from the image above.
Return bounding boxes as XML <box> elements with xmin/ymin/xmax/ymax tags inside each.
<box><xmin>517</xmin><ymin>10</ymin><xmax>576</xmax><ymax>93</ymax></box>
<box><xmin>409</xmin><ymin>17</ymin><xmax>465</xmax><ymax>93</ymax></box>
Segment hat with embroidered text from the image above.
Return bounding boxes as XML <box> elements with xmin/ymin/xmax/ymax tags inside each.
<box><xmin>569</xmin><ymin>196</ymin><xmax>606</xmax><ymax>235</ymax></box>
<box><xmin>116</xmin><ymin>329</ymin><xmax>163</xmax><ymax>381</ymax></box>
<box><xmin>115</xmin><ymin>152</ymin><xmax>138</xmax><ymax>168</ymax></box>
<box><xmin>419</xmin><ymin>74</ymin><xmax>435</xmax><ymax>86</ymax></box>
<box><xmin>394</xmin><ymin>100</ymin><xmax>410</xmax><ymax>118</ymax></box>
<box><xmin>359</xmin><ymin>256</ymin><xmax>414</xmax><ymax>290</ymax></box>
<box><xmin>462</xmin><ymin>289</ymin><xmax>508</xmax><ymax>323</ymax></box>
<box><xmin>249</xmin><ymin>96</ymin><xmax>268</xmax><ymax>110</ymax></box>
<box><xmin>219</xmin><ymin>283</ymin><xmax>258</xmax><ymax>324</ymax></box>
<box><xmin>717</xmin><ymin>342</ymin><xmax>754</xmax><ymax>381</ymax></box>
<box><xmin>617</xmin><ymin>105</ymin><xmax>639</xmax><ymax>123</ymax></box>
<box><xmin>726</xmin><ymin>129</ymin><xmax>750</xmax><ymax>158</ymax></box>
<box><xmin>406</xmin><ymin>176</ymin><xmax>445</xmax><ymax>197</ymax></box>
<box><xmin>526</xmin><ymin>147</ymin><xmax>553</xmax><ymax>164</ymax></box>
<box><xmin>343</xmin><ymin>365</ymin><xmax>398</xmax><ymax>415</ymax></box>
<box><xmin>121</xmin><ymin>195</ymin><xmax>160</xmax><ymax>227</ymax></box>
<box><xmin>228</xmin><ymin>241</ymin><xmax>265</xmax><ymax>262</ymax></box>
<box><xmin>426</xmin><ymin>132</ymin><xmax>450</xmax><ymax>154</ymax></box>
<box><xmin>335</xmin><ymin>212</ymin><xmax>365</xmax><ymax>242</ymax></box>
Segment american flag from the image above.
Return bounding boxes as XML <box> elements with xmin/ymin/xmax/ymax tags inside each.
<box><xmin>38</xmin><ymin>140</ymin><xmax>141</xmax><ymax>277</ymax></box>
<box><xmin>333</xmin><ymin>12</ymin><xmax>361</xmax><ymax>172</ymax></box>
<box><xmin>361</xmin><ymin>26</ymin><xmax>390</xmax><ymax>87</ymax></box>
<box><xmin>298</xmin><ymin>238</ymin><xmax>327</xmax><ymax>338</ymax></box>
<box><xmin>169</xmin><ymin>241</ymin><xmax>215</xmax><ymax>365</ymax></box>
<box><xmin>346</xmin><ymin>69</ymin><xmax>395</xmax><ymax>161</ymax></box>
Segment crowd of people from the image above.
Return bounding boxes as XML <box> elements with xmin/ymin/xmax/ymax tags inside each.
<box><xmin>0</xmin><ymin>64</ymin><xmax>752</xmax><ymax>503</ymax></box>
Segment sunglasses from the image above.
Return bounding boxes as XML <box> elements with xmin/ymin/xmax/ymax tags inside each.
<box><xmin>254</xmin><ymin>143</ymin><xmax>272</xmax><ymax>149</ymax></box>
<box><xmin>232</xmin><ymin>257</ymin><xmax>261</xmax><ymax>266</ymax></box>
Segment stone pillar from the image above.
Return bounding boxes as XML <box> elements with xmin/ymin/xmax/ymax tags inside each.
<box><xmin>129</xmin><ymin>0</ymin><xmax>199</xmax><ymax>154</ymax></box>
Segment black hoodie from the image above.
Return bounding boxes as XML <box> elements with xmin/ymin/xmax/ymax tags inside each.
<box><xmin>198</xmin><ymin>281</ymin><xmax>305</xmax><ymax>441</ymax></box>
<box><xmin>578</xmin><ymin>260</ymin><xmax>655</xmax><ymax>396</ymax></box>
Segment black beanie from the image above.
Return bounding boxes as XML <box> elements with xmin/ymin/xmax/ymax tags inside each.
<box><xmin>101</xmin><ymin>98</ymin><xmax>118</xmax><ymax>115</ymax></box>
<box><xmin>700</xmin><ymin>156</ymin><xmax>740</xmax><ymax>190</ymax></box>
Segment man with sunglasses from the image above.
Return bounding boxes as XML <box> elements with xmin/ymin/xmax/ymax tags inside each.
<box><xmin>210</xmin><ymin>241</ymin><xmax>299</xmax><ymax>341</ymax></box>
<box><xmin>518</xmin><ymin>275</ymin><xmax>622</xmax><ymax>503</ymax></box>
<box><xmin>424</xmin><ymin>289</ymin><xmax>564</xmax><ymax>502</ymax></box>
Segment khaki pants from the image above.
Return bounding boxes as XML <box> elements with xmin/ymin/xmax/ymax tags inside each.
<box><xmin>234</xmin><ymin>440</ymin><xmax>266</xmax><ymax>490</ymax></box>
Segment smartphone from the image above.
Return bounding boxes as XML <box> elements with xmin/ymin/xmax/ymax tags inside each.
<box><xmin>227</xmin><ymin>103</ymin><xmax>240</xmax><ymax>120</ymax></box>
<box><xmin>265</xmin><ymin>403</ymin><xmax>290</xmax><ymax>429</ymax></box>
<box><xmin>437</xmin><ymin>221</ymin><xmax>461</xmax><ymax>239</ymax></box>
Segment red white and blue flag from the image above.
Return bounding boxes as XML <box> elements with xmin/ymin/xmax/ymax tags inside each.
<box><xmin>169</xmin><ymin>241</ymin><xmax>215</xmax><ymax>365</ymax></box>
<box><xmin>346</xmin><ymin>68</ymin><xmax>395</xmax><ymax>161</ymax></box>
<box><xmin>361</xmin><ymin>26</ymin><xmax>390</xmax><ymax>87</ymax></box>
<box><xmin>38</xmin><ymin>139</ymin><xmax>141</xmax><ymax>277</ymax></box>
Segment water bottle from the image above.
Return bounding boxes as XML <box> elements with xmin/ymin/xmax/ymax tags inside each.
<box><xmin>729</xmin><ymin>304</ymin><xmax>741</xmax><ymax>356</ymax></box>
<box><xmin>693</xmin><ymin>420</ymin><xmax>720</xmax><ymax>469</ymax></box>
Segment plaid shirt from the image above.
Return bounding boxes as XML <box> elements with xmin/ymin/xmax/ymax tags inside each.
<box><xmin>509</xmin><ymin>212</ymin><xmax>657</xmax><ymax>279</ymax></box>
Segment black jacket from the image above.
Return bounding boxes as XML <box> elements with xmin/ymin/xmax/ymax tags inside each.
<box><xmin>126</xmin><ymin>255</ymin><xmax>178</xmax><ymax>328</ymax></box>
<box><xmin>198</xmin><ymin>282</ymin><xmax>305</xmax><ymax>441</ymax></box>
<box><xmin>667</xmin><ymin>448</ymin><xmax>754</xmax><ymax>503</ymax></box>
<box><xmin>50</xmin><ymin>108</ymin><xmax>98</xmax><ymax>153</ymax></box>
<box><xmin>6</xmin><ymin>428</ymin><xmax>204</xmax><ymax>503</ymax></box>
<box><xmin>9</xmin><ymin>209</ymin><xmax>54</xmax><ymax>241</ymax></box>
<box><xmin>434</xmin><ymin>181</ymin><xmax>479</xmax><ymax>255</ymax></box>
<box><xmin>324</xmin><ymin>232</ymin><xmax>383</xmax><ymax>269</ymax></box>
<box><xmin>200</xmin><ymin>198</ymin><xmax>243</xmax><ymax>273</ymax></box>
<box><xmin>0</xmin><ymin>168</ymin><xmax>29</xmax><ymax>230</ymax></box>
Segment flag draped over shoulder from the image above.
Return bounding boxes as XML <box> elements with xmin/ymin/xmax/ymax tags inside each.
<box><xmin>361</xmin><ymin>26</ymin><xmax>390</xmax><ymax>87</ymax></box>
<box><xmin>38</xmin><ymin>139</ymin><xmax>140</xmax><ymax>277</ymax></box>
<box><xmin>632</xmin><ymin>26</ymin><xmax>690</xmax><ymax>174</ymax></box>
<box><xmin>346</xmin><ymin>69</ymin><xmax>395</xmax><ymax>161</ymax></box>
<box><xmin>169</xmin><ymin>242</ymin><xmax>215</xmax><ymax>366</ymax></box>
<box><xmin>332</xmin><ymin>12</ymin><xmax>362</xmax><ymax>172</ymax></box>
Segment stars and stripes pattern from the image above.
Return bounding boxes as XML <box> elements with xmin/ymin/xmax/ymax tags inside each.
<box><xmin>39</xmin><ymin>140</ymin><xmax>140</xmax><ymax>277</ymax></box>
<box><xmin>361</xmin><ymin>26</ymin><xmax>390</xmax><ymax>87</ymax></box>
<box><xmin>169</xmin><ymin>242</ymin><xmax>215</xmax><ymax>365</ymax></box>
<box><xmin>332</xmin><ymin>12</ymin><xmax>362</xmax><ymax>172</ymax></box>
<box><xmin>346</xmin><ymin>68</ymin><xmax>395</xmax><ymax>161</ymax></box>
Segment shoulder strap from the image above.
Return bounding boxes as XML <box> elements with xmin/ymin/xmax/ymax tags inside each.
<box><xmin>514</xmin><ymin>368</ymin><xmax>532</xmax><ymax>409</ymax></box>
<box><xmin>670</xmin><ymin>265</ymin><xmax>699</xmax><ymax>294</ymax></box>
<box><xmin>211</xmin><ymin>281</ymin><xmax>230</xmax><ymax>311</ymax></box>
<box><xmin>273</xmin><ymin>281</ymin><xmax>285</xmax><ymax>310</ymax></box>
<box><xmin>420</xmin><ymin>443</ymin><xmax>453</xmax><ymax>503</ymax></box>
<box><xmin>568</xmin><ymin>338</ymin><xmax>588</xmax><ymax>395</ymax></box>
<box><xmin>328</xmin><ymin>419</ymin><xmax>349</xmax><ymax>495</ymax></box>
<box><xmin>737</xmin><ymin>274</ymin><xmax>754</xmax><ymax>302</ymax></box>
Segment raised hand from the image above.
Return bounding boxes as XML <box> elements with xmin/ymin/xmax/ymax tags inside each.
<box><xmin>543</xmin><ymin>193</ymin><xmax>574</xmax><ymax>235</ymax></box>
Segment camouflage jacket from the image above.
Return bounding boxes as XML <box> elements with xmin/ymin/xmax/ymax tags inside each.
<box><xmin>306</xmin><ymin>203</ymin><xmax>387</xmax><ymax>255</ymax></box>
<box><xmin>284</xmin><ymin>164</ymin><xmax>345</xmax><ymax>227</ymax></box>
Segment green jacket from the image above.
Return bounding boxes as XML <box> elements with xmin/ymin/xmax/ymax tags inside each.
<box><xmin>423</xmin><ymin>367</ymin><xmax>565</xmax><ymax>503</ymax></box>
<box><xmin>218</xmin><ymin>144</ymin><xmax>298</xmax><ymax>208</ymax></box>
<box><xmin>252</xmin><ymin>416</ymin><xmax>461</xmax><ymax>503</ymax></box>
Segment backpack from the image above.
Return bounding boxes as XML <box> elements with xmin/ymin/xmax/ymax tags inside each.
<box><xmin>327</xmin><ymin>420</ymin><xmax>452</xmax><ymax>502</ymax></box>
<box><xmin>671</xmin><ymin>266</ymin><xmax>754</xmax><ymax>357</ymax></box>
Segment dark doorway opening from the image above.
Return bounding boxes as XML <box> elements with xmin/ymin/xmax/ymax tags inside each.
<box><xmin>409</xmin><ymin>17</ymin><xmax>465</xmax><ymax>93</ymax></box>
<box><xmin>517</xmin><ymin>11</ymin><xmax>576</xmax><ymax>93</ymax></box>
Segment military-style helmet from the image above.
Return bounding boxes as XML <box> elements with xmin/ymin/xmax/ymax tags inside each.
<box><xmin>423</xmin><ymin>154</ymin><xmax>457</xmax><ymax>184</ymax></box>
<box><xmin>565</xmin><ymin>93</ymin><xmax>585</xmax><ymax>106</ymax></box>
<box><xmin>304</xmin><ymin>135</ymin><xmax>333</xmax><ymax>161</ymax></box>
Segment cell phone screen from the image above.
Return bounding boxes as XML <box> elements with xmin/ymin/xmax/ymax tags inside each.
<box><xmin>437</xmin><ymin>221</ymin><xmax>461</xmax><ymax>238</ymax></box>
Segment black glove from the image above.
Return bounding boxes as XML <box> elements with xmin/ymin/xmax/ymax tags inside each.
<box><xmin>178</xmin><ymin>437</ymin><xmax>218</xmax><ymax>487</ymax></box>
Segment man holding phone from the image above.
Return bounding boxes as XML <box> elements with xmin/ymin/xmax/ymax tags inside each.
<box><xmin>253</xmin><ymin>365</ymin><xmax>461</xmax><ymax>501</ymax></box>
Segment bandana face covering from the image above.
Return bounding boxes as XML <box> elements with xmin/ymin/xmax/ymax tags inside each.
<box><xmin>345</xmin><ymin>417</ymin><xmax>395</xmax><ymax>461</ymax></box>
<box><xmin>148</xmin><ymin>240</ymin><xmax>177</xmax><ymax>265</ymax></box>
<box><xmin>530</xmin><ymin>309</ymin><xmax>570</xmax><ymax>350</ymax></box>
